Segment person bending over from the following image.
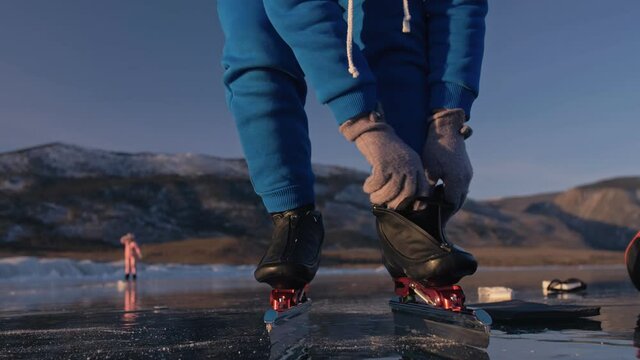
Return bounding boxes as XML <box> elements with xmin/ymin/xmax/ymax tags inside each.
<box><xmin>217</xmin><ymin>0</ymin><xmax>486</xmax><ymax>292</ymax></box>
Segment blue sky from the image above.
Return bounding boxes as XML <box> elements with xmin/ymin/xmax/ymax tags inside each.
<box><xmin>1</xmin><ymin>0</ymin><xmax>638</xmax><ymax>199</ymax></box>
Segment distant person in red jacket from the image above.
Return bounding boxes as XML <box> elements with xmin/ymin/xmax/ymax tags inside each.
<box><xmin>120</xmin><ymin>233</ymin><xmax>142</xmax><ymax>280</ymax></box>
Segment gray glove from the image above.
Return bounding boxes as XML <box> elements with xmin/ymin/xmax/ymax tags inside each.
<box><xmin>422</xmin><ymin>109</ymin><xmax>473</xmax><ymax>215</ymax></box>
<box><xmin>340</xmin><ymin>112</ymin><xmax>428</xmax><ymax>209</ymax></box>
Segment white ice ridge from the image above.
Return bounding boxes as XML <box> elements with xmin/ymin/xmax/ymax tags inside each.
<box><xmin>0</xmin><ymin>256</ymin><xmax>386</xmax><ymax>282</ymax></box>
<box><xmin>0</xmin><ymin>256</ymin><xmax>255</xmax><ymax>282</ymax></box>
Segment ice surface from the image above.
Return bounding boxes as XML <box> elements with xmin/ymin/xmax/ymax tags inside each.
<box><xmin>0</xmin><ymin>265</ymin><xmax>639</xmax><ymax>359</ymax></box>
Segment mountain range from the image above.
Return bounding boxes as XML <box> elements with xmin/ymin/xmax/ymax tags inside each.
<box><xmin>1</xmin><ymin>143</ymin><xmax>638</xmax><ymax>256</ymax></box>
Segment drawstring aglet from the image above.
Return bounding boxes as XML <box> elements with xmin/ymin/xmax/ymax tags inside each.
<box><xmin>402</xmin><ymin>16</ymin><xmax>411</xmax><ymax>33</ymax></box>
<box><xmin>348</xmin><ymin>66</ymin><xmax>360</xmax><ymax>78</ymax></box>
<box><xmin>402</xmin><ymin>0</ymin><xmax>411</xmax><ymax>33</ymax></box>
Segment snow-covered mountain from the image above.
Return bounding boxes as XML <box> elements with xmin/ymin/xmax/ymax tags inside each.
<box><xmin>0</xmin><ymin>143</ymin><xmax>356</xmax><ymax>180</ymax></box>
<box><xmin>0</xmin><ymin>143</ymin><xmax>372</xmax><ymax>251</ymax></box>
<box><xmin>1</xmin><ymin>143</ymin><xmax>638</xmax><ymax>255</ymax></box>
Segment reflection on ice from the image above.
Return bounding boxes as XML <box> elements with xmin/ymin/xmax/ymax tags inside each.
<box><xmin>634</xmin><ymin>315</ymin><xmax>640</xmax><ymax>359</ymax></box>
<box><xmin>265</xmin><ymin>301</ymin><xmax>310</xmax><ymax>359</ymax></box>
<box><xmin>394</xmin><ymin>335</ymin><xmax>490</xmax><ymax>360</ymax></box>
<box><xmin>121</xmin><ymin>281</ymin><xmax>138</xmax><ymax>326</ymax></box>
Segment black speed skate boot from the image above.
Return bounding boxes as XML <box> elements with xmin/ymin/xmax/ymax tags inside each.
<box><xmin>256</xmin><ymin>204</ymin><xmax>323</xmax><ymax>316</ymax></box>
<box><xmin>375</xmin><ymin>187</ymin><xmax>491</xmax><ymax>348</ymax></box>
<box><xmin>372</xmin><ymin>186</ymin><xmax>477</xmax><ymax>287</ymax></box>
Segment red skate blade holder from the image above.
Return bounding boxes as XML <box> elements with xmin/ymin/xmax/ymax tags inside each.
<box><xmin>265</xmin><ymin>286</ymin><xmax>311</xmax><ymax>333</ymax></box>
<box><xmin>270</xmin><ymin>286</ymin><xmax>308</xmax><ymax>312</ymax></box>
<box><xmin>394</xmin><ymin>277</ymin><xmax>465</xmax><ymax>311</ymax></box>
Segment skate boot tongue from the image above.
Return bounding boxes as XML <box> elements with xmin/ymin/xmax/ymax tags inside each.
<box><xmin>394</xmin><ymin>190</ymin><xmax>452</xmax><ymax>244</ymax></box>
<box><xmin>394</xmin><ymin>185</ymin><xmax>454</xmax><ymax>240</ymax></box>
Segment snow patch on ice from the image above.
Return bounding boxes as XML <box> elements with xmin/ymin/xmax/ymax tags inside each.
<box><xmin>0</xmin><ymin>256</ymin><xmax>386</xmax><ymax>283</ymax></box>
<box><xmin>0</xmin><ymin>257</ymin><xmax>254</xmax><ymax>282</ymax></box>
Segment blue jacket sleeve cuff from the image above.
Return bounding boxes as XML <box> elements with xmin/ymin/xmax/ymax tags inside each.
<box><xmin>429</xmin><ymin>82</ymin><xmax>477</xmax><ymax>119</ymax></box>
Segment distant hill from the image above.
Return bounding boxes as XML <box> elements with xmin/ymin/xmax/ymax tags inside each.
<box><xmin>1</xmin><ymin>143</ymin><xmax>638</xmax><ymax>256</ymax></box>
<box><xmin>0</xmin><ymin>143</ymin><xmax>373</xmax><ymax>255</ymax></box>
<box><xmin>452</xmin><ymin>176</ymin><xmax>640</xmax><ymax>250</ymax></box>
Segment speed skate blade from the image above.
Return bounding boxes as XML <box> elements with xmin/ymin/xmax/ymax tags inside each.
<box><xmin>264</xmin><ymin>300</ymin><xmax>311</xmax><ymax>359</ymax></box>
<box><xmin>390</xmin><ymin>299</ymin><xmax>491</xmax><ymax>349</ymax></box>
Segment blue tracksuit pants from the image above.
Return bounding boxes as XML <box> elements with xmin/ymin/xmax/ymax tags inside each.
<box><xmin>217</xmin><ymin>0</ymin><xmax>486</xmax><ymax>212</ymax></box>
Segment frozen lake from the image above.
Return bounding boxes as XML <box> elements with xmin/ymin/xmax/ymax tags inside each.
<box><xmin>0</xmin><ymin>258</ymin><xmax>638</xmax><ymax>359</ymax></box>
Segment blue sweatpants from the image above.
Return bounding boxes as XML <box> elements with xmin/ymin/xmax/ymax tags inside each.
<box><xmin>217</xmin><ymin>0</ymin><xmax>486</xmax><ymax>212</ymax></box>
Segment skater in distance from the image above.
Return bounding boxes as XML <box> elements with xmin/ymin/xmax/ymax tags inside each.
<box><xmin>217</xmin><ymin>0</ymin><xmax>487</xmax><ymax>298</ymax></box>
<box><xmin>120</xmin><ymin>233</ymin><xmax>142</xmax><ymax>281</ymax></box>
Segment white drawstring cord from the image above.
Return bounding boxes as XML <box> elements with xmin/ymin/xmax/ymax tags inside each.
<box><xmin>346</xmin><ymin>0</ymin><xmax>412</xmax><ymax>77</ymax></box>
<box><xmin>402</xmin><ymin>0</ymin><xmax>411</xmax><ymax>33</ymax></box>
<box><xmin>346</xmin><ymin>0</ymin><xmax>359</xmax><ymax>78</ymax></box>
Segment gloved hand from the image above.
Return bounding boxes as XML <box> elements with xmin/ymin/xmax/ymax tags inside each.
<box><xmin>340</xmin><ymin>111</ymin><xmax>428</xmax><ymax>209</ymax></box>
<box><xmin>422</xmin><ymin>109</ymin><xmax>473</xmax><ymax>218</ymax></box>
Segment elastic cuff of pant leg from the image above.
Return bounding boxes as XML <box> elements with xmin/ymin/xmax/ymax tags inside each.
<box><xmin>328</xmin><ymin>85</ymin><xmax>378</xmax><ymax>125</ymax></box>
<box><xmin>429</xmin><ymin>82</ymin><xmax>477</xmax><ymax>120</ymax></box>
<box><xmin>260</xmin><ymin>184</ymin><xmax>315</xmax><ymax>213</ymax></box>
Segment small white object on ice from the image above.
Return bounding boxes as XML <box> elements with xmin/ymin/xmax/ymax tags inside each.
<box><xmin>477</xmin><ymin>286</ymin><xmax>513</xmax><ymax>303</ymax></box>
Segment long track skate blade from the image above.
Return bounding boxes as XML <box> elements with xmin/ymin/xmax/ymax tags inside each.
<box><xmin>264</xmin><ymin>298</ymin><xmax>312</xmax><ymax>332</ymax></box>
<box><xmin>390</xmin><ymin>299</ymin><xmax>491</xmax><ymax>349</ymax></box>
<box><xmin>264</xmin><ymin>300</ymin><xmax>311</xmax><ymax>359</ymax></box>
